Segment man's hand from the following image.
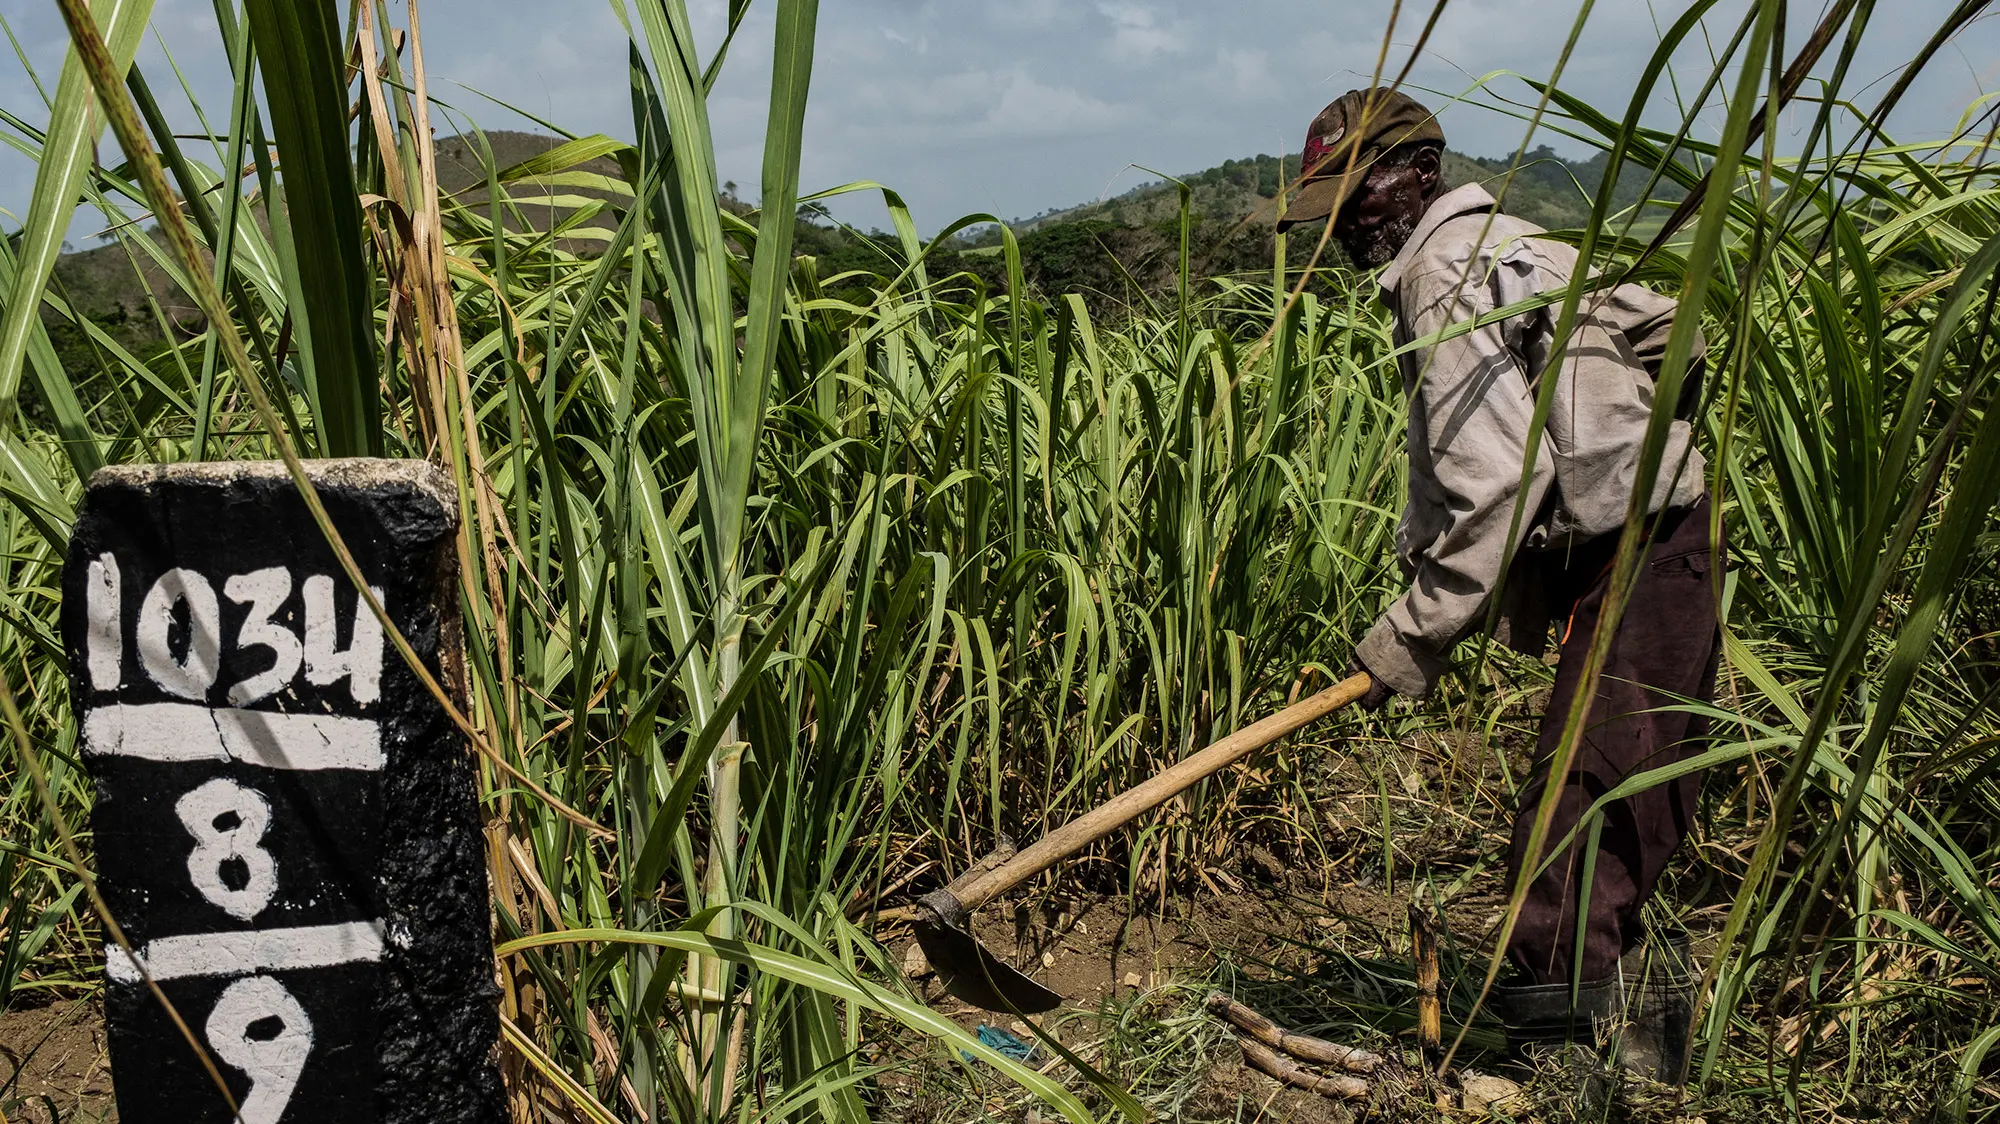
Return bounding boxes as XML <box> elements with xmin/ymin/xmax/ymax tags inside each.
<box><xmin>1349</xmin><ymin>658</ymin><xmax>1395</xmax><ymax>712</ymax></box>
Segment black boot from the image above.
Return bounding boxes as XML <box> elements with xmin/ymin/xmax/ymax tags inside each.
<box><xmin>1611</xmin><ymin>932</ymin><xmax>1695</xmax><ymax>1085</ymax></box>
<box><xmin>1494</xmin><ymin>935</ymin><xmax>1697</xmax><ymax>1089</ymax></box>
<box><xmin>1493</xmin><ymin>975</ymin><xmax>1623</xmax><ymax>1059</ymax></box>
<box><xmin>1493</xmin><ymin>976</ymin><xmax>1621</xmax><ymax>1110</ymax></box>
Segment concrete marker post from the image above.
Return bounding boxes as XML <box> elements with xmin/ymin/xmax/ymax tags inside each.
<box><xmin>60</xmin><ymin>460</ymin><xmax>503</xmax><ymax>1124</ymax></box>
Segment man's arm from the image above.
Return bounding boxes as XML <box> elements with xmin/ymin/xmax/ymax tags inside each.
<box><xmin>1356</xmin><ymin>260</ymin><xmax>1556</xmax><ymax>699</ymax></box>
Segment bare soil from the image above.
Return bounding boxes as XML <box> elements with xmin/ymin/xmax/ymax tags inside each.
<box><xmin>2</xmin><ymin>689</ymin><xmax>1727</xmax><ymax>1121</ymax></box>
<box><xmin>864</xmin><ymin>702</ymin><xmax>1604</xmax><ymax>1121</ymax></box>
<box><xmin>902</xmin><ymin>876</ymin><xmax>1507</xmax><ymax>1018</ymax></box>
<box><xmin>875</xmin><ymin>850</ymin><xmax>1523</xmax><ymax>1123</ymax></box>
<box><xmin>0</xmin><ymin>1000</ymin><xmax>116</xmax><ymax>1124</ymax></box>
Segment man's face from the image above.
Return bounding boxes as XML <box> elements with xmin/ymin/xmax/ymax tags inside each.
<box><xmin>1334</xmin><ymin>160</ymin><xmax>1431</xmax><ymax>270</ymax></box>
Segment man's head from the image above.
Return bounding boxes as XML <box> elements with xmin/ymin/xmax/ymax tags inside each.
<box><xmin>1278</xmin><ymin>88</ymin><xmax>1447</xmax><ymax>269</ymax></box>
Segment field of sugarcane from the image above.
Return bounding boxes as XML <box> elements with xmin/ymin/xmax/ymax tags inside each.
<box><xmin>3</xmin><ymin>0</ymin><xmax>2000</xmax><ymax>1120</ymax></box>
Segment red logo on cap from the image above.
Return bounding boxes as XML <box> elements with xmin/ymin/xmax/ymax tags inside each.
<box><xmin>1303</xmin><ymin>125</ymin><xmax>1345</xmax><ymax>173</ymax></box>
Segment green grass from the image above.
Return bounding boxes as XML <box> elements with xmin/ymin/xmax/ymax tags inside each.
<box><xmin>3</xmin><ymin>1</ymin><xmax>2000</xmax><ymax>1122</ymax></box>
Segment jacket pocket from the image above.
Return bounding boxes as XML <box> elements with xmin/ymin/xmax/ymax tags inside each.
<box><xmin>1645</xmin><ymin>535</ymin><xmax>1714</xmax><ymax>577</ymax></box>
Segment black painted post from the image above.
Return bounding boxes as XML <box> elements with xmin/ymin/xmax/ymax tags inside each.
<box><xmin>60</xmin><ymin>461</ymin><xmax>503</xmax><ymax>1124</ymax></box>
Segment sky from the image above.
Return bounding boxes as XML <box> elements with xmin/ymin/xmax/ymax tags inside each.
<box><xmin>2</xmin><ymin>0</ymin><xmax>1996</xmax><ymax>238</ymax></box>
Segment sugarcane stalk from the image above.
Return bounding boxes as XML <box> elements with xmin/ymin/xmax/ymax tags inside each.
<box><xmin>1236</xmin><ymin>1038</ymin><xmax>1372</xmax><ymax>1100</ymax></box>
<box><xmin>1206</xmin><ymin>992</ymin><xmax>1386</xmax><ymax>1074</ymax></box>
<box><xmin>1412</xmin><ymin>905</ymin><xmax>1442</xmax><ymax>1055</ymax></box>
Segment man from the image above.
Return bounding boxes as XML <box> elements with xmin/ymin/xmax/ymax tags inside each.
<box><xmin>1278</xmin><ymin>88</ymin><xmax>1723</xmax><ymax>1081</ymax></box>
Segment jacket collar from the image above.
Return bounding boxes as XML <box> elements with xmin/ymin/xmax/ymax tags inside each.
<box><xmin>1377</xmin><ymin>182</ymin><xmax>1499</xmax><ymax>296</ymax></box>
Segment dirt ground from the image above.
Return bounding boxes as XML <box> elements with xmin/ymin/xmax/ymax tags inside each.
<box><xmin>863</xmin><ymin>705</ymin><xmax>1730</xmax><ymax>1122</ymax></box>
<box><xmin>0</xmin><ymin>719</ymin><xmax>1543</xmax><ymax>1124</ymax></box>
<box><xmin>0</xmin><ymin>878</ymin><xmax>1699</xmax><ymax>1124</ymax></box>
<box><xmin>0</xmin><ymin>699</ymin><xmax>1721</xmax><ymax>1121</ymax></box>
<box><xmin>0</xmin><ymin>881</ymin><xmax>1466</xmax><ymax>1124</ymax></box>
<box><xmin>882</xmin><ymin>879</ymin><xmax>1427</xmax><ymax>1123</ymax></box>
<box><xmin>0</xmin><ymin>999</ymin><xmax>116</xmax><ymax>1124</ymax></box>
<box><xmin>875</xmin><ymin>862</ymin><xmax>1719</xmax><ymax>1123</ymax></box>
<box><xmin>903</xmin><ymin>875</ymin><xmax>1508</xmax><ymax>1017</ymax></box>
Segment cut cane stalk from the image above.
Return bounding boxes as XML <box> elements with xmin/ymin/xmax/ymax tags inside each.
<box><xmin>1236</xmin><ymin>1038</ymin><xmax>1373</xmax><ymax>1100</ymax></box>
<box><xmin>1206</xmin><ymin>992</ymin><xmax>1386</xmax><ymax>1073</ymax></box>
<box><xmin>1412</xmin><ymin>905</ymin><xmax>1443</xmax><ymax>1054</ymax></box>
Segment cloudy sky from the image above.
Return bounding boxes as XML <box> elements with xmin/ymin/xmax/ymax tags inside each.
<box><xmin>3</xmin><ymin>0</ymin><xmax>1995</xmax><ymax>237</ymax></box>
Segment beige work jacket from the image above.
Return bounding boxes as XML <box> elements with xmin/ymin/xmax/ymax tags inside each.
<box><xmin>1355</xmin><ymin>183</ymin><xmax>1708</xmax><ymax>698</ymax></box>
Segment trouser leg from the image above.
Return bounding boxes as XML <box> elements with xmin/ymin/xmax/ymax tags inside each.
<box><xmin>1505</xmin><ymin>498</ymin><xmax>1725</xmax><ymax>986</ymax></box>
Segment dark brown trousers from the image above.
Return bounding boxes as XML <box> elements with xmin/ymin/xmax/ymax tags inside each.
<box><xmin>1505</xmin><ymin>496</ymin><xmax>1724</xmax><ymax>985</ymax></box>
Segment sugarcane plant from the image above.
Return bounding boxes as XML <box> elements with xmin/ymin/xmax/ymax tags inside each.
<box><xmin>3</xmin><ymin>0</ymin><xmax>2000</xmax><ymax>1120</ymax></box>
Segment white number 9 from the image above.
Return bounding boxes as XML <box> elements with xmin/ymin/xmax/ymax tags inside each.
<box><xmin>207</xmin><ymin>975</ymin><xmax>313</xmax><ymax>1124</ymax></box>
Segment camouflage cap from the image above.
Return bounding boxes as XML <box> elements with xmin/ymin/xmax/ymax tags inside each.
<box><xmin>1277</xmin><ymin>88</ymin><xmax>1444</xmax><ymax>232</ymax></box>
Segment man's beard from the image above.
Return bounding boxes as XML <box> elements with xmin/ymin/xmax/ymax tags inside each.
<box><xmin>1340</xmin><ymin>210</ymin><xmax>1420</xmax><ymax>270</ymax></box>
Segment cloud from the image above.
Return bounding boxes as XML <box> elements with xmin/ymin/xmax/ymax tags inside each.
<box><xmin>1096</xmin><ymin>2</ymin><xmax>1189</xmax><ymax>64</ymax></box>
<box><xmin>986</xmin><ymin>72</ymin><xmax>1132</xmax><ymax>137</ymax></box>
<box><xmin>3</xmin><ymin>0</ymin><xmax>1997</xmax><ymax>238</ymax></box>
<box><xmin>1209</xmin><ymin>47</ymin><xmax>1282</xmax><ymax>102</ymax></box>
<box><xmin>829</xmin><ymin>64</ymin><xmax>1127</xmax><ymax>141</ymax></box>
<box><xmin>992</xmin><ymin>0</ymin><xmax>1068</xmax><ymax>30</ymax></box>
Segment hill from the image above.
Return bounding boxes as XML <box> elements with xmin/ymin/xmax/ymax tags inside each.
<box><xmin>1014</xmin><ymin>144</ymin><xmax>1683</xmax><ymax>236</ymax></box>
<box><xmin>30</xmin><ymin>132</ymin><xmax>1689</xmax><ymax>399</ymax></box>
<box><xmin>918</xmin><ymin>144</ymin><xmax>1687</xmax><ymax>317</ymax></box>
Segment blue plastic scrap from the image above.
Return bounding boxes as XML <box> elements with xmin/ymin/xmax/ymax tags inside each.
<box><xmin>959</xmin><ymin>1023</ymin><xmax>1035</xmax><ymax>1064</ymax></box>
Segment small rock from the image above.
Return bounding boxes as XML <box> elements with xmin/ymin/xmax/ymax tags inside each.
<box><xmin>1122</xmin><ymin>971</ymin><xmax>1143</xmax><ymax>988</ymax></box>
<box><xmin>1041</xmin><ymin>950</ymin><xmax>1056</xmax><ymax>968</ymax></box>
<box><xmin>902</xmin><ymin>943</ymin><xmax>931</xmax><ymax>979</ymax></box>
<box><xmin>1460</xmin><ymin>1071</ymin><xmax>1524</xmax><ymax>1113</ymax></box>
<box><xmin>1244</xmin><ymin>844</ymin><xmax>1286</xmax><ymax>882</ymax></box>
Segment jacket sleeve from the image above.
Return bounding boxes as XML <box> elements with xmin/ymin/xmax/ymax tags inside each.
<box><xmin>1597</xmin><ymin>279</ymin><xmax>1708</xmax><ymax>421</ymax></box>
<box><xmin>1356</xmin><ymin>259</ymin><xmax>1556</xmax><ymax>698</ymax></box>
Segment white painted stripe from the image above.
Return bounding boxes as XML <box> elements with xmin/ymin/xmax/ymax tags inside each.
<box><xmin>106</xmin><ymin>921</ymin><xmax>385</xmax><ymax>984</ymax></box>
<box><xmin>83</xmin><ymin>703</ymin><xmax>383</xmax><ymax>771</ymax></box>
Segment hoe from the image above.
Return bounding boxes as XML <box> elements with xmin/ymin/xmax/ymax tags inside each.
<box><xmin>913</xmin><ymin>671</ymin><xmax>1373</xmax><ymax>1012</ymax></box>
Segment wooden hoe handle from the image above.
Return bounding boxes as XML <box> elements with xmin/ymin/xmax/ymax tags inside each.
<box><xmin>947</xmin><ymin>673</ymin><xmax>1372</xmax><ymax>912</ymax></box>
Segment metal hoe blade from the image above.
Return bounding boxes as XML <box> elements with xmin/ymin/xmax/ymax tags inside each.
<box><xmin>901</xmin><ymin>680</ymin><xmax>1370</xmax><ymax>1014</ymax></box>
<box><xmin>913</xmin><ymin>889</ymin><xmax>1062</xmax><ymax>1013</ymax></box>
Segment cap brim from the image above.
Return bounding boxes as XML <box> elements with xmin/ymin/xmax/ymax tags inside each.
<box><xmin>1277</xmin><ymin>171</ymin><xmax>1362</xmax><ymax>232</ymax></box>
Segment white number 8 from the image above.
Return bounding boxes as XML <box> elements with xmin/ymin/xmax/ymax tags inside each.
<box><xmin>175</xmin><ymin>778</ymin><xmax>277</xmax><ymax>921</ymax></box>
<box><xmin>207</xmin><ymin>975</ymin><xmax>313</xmax><ymax>1124</ymax></box>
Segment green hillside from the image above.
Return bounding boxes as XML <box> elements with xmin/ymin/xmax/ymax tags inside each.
<box><xmin>31</xmin><ymin>134</ymin><xmax>1688</xmax><ymax>391</ymax></box>
<box><xmin>1016</xmin><ymin>144</ymin><xmax>1686</xmax><ymax>235</ymax></box>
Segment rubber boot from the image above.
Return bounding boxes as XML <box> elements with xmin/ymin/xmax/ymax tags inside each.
<box><xmin>1493</xmin><ymin>976</ymin><xmax>1620</xmax><ymax>1110</ymax></box>
<box><xmin>1611</xmin><ymin>932</ymin><xmax>1695</xmax><ymax>1085</ymax></box>
<box><xmin>1493</xmin><ymin>976</ymin><xmax>1622</xmax><ymax>1057</ymax></box>
<box><xmin>1495</xmin><ymin>935</ymin><xmax>1697</xmax><ymax>1090</ymax></box>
